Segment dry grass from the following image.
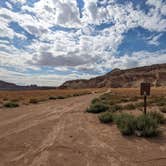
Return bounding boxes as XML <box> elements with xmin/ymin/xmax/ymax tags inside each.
<box><xmin>0</xmin><ymin>88</ymin><xmax>106</xmax><ymax>106</ymax></box>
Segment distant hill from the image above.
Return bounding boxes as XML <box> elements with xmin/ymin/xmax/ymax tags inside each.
<box><xmin>59</xmin><ymin>63</ymin><xmax>166</xmax><ymax>89</ymax></box>
<box><xmin>0</xmin><ymin>80</ymin><xmax>55</xmax><ymax>90</ymax></box>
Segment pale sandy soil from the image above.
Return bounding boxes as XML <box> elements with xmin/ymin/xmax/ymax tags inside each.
<box><xmin>0</xmin><ymin>93</ymin><xmax>166</xmax><ymax>166</ymax></box>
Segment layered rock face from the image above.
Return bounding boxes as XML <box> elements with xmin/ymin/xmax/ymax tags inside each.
<box><xmin>59</xmin><ymin>63</ymin><xmax>166</xmax><ymax>89</ymax></box>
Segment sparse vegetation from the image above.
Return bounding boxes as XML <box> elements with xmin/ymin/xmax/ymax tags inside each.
<box><xmin>4</xmin><ymin>102</ymin><xmax>19</xmax><ymax>108</ymax></box>
<box><xmin>123</xmin><ymin>104</ymin><xmax>136</xmax><ymax>110</ymax></box>
<box><xmin>160</xmin><ymin>106</ymin><xmax>166</xmax><ymax>113</ymax></box>
<box><xmin>87</xmin><ymin>102</ymin><xmax>109</xmax><ymax>113</ymax></box>
<box><xmin>136</xmin><ymin>114</ymin><xmax>159</xmax><ymax>137</ymax></box>
<box><xmin>147</xmin><ymin>111</ymin><xmax>165</xmax><ymax>124</ymax></box>
<box><xmin>29</xmin><ymin>98</ymin><xmax>39</xmax><ymax>104</ymax></box>
<box><xmin>49</xmin><ymin>96</ymin><xmax>58</xmax><ymax>100</ymax></box>
<box><xmin>98</xmin><ymin>112</ymin><xmax>114</xmax><ymax>123</ymax></box>
<box><xmin>109</xmin><ymin>105</ymin><xmax>122</xmax><ymax>112</ymax></box>
<box><xmin>114</xmin><ymin>113</ymin><xmax>136</xmax><ymax>135</ymax></box>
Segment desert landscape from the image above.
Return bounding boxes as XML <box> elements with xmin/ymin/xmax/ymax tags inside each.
<box><xmin>0</xmin><ymin>87</ymin><xmax>166</xmax><ymax>166</ymax></box>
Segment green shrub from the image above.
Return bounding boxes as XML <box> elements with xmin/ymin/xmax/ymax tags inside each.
<box><xmin>109</xmin><ymin>105</ymin><xmax>122</xmax><ymax>112</ymax></box>
<box><xmin>115</xmin><ymin>113</ymin><xmax>136</xmax><ymax>135</ymax></box>
<box><xmin>147</xmin><ymin>111</ymin><xmax>165</xmax><ymax>124</ymax></box>
<box><xmin>87</xmin><ymin>103</ymin><xmax>109</xmax><ymax>113</ymax></box>
<box><xmin>4</xmin><ymin>102</ymin><xmax>19</xmax><ymax>108</ymax></box>
<box><xmin>49</xmin><ymin>96</ymin><xmax>57</xmax><ymax>100</ymax></box>
<box><xmin>91</xmin><ymin>98</ymin><xmax>101</xmax><ymax>104</ymax></box>
<box><xmin>123</xmin><ymin>104</ymin><xmax>136</xmax><ymax>110</ymax></box>
<box><xmin>98</xmin><ymin>112</ymin><xmax>113</xmax><ymax>123</ymax></box>
<box><xmin>136</xmin><ymin>114</ymin><xmax>159</xmax><ymax>137</ymax></box>
<box><xmin>29</xmin><ymin>98</ymin><xmax>39</xmax><ymax>104</ymax></box>
<box><xmin>160</xmin><ymin>107</ymin><xmax>166</xmax><ymax>113</ymax></box>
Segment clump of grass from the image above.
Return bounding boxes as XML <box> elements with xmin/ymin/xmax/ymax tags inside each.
<box><xmin>136</xmin><ymin>114</ymin><xmax>159</xmax><ymax>137</ymax></box>
<box><xmin>91</xmin><ymin>98</ymin><xmax>100</xmax><ymax>104</ymax></box>
<box><xmin>98</xmin><ymin>112</ymin><xmax>113</xmax><ymax>123</ymax></box>
<box><xmin>109</xmin><ymin>105</ymin><xmax>122</xmax><ymax>112</ymax></box>
<box><xmin>56</xmin><ymin>96</ymin><xmax>66</xmax><ymax>99</ymax></box>
<box><xmin>29</xmin><ymin>98</ymin><xmax>39</xmax><ymax>104</ymax></box>
<box><xmin>4</xmin><ymin>102</ymin><xmax>19</xmax><ymax>108</ymax></box>
<box><xmin>87</xmin><ymin>102</ymin><xmax>109</xmax><ymax>113</ymax></box>
<box><xmin>147</xmin><ymin>111</ymin><xmax>165</xmax><ymax>124</ymax></box>
<box><xmin>160</xmin><ymin>106</ymin><xmax>166</xmax><ymax>113</ymax></box>
<box><xmin>123</xmin><ymin>104</ymin><xmax>136</xmax><ymax>110</ymax></box>
<box><xmin>49</xmin><ymin>96</ymin><xmax>57</xmax><ymax>100</ymax></box>
<box><xmin>115</xmin><ymin>113</ymin><xmax>136</xmax><ymax>135</ymax></box>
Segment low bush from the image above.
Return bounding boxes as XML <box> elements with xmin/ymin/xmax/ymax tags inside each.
<box><xmin>56</xmin><ymin>96</ymin><xmax>65</xmax><ymax>99</ymax></box>
<box><xmin>115</xmin><ymin>113</ymin><xmax>136</xmax><ymax>135</ymax></box>
<box><xmin>109</xmin><ymin>105</ymin><xmax>122</xmax><ymax>112</ymax></box>
<box><xmin>160</xmin><ymin>107</ymin><xmax>166</xmax><ymax>113</ymax></box>
<box><xmin>147</xmin><ymin>111</ymin><xmax>165</xmax><ymax>124</ymax></box>
<box><xmin>123</xmin><ymin>104</ymin><xmax>136</xmax><ymax>110</ymax></box>
<box><xmin>98</xmin><ymin>112</ymin><xmax>113</xmax><ymax>123</ymax></box>
<box><xmin>86</xmin><ymin>102</ymin><xmax>109</xmax><ymax>113</ymax></box>
<box><xmin>136</xmin><ymin>114</ymin><xmax>159</xmax><ymax>137</ymax></box>
<box><xmin>4</xmin><ymin>102</ymin><xmax>19</xmax><ymax>108</ymax></box>
<box><xmin>29</xmin><ymin>98</ymin><xmax>39</xmax><ymax>104</ymax></box>
<box><xmin>49</xmin><ymin>96</ymin><xmax>57</xmax><ymax>100</ymax></box>
<box><xmin>91</xmin><ymin>98</ymin><xmax>101</xmax><ymax>104</ymax></box>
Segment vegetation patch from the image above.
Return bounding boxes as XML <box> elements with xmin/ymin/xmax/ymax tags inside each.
<box><xmin>4</xmin><ymin>102</ymin><xmax>19</xmax><ymax>108</ymax></box>
<box><xmin>87</xmin><ymin>102</ymin><xmax>109</xmax><ymax>113</ymax></box>
<box><xmin>98</xmin><ymin>112</ymin><xmax>114</xmax><ymax>123</ymax></box>
<box><xmin>29</xmin><ymin>98</ymin><xmax>39</xmax><ymax>104</ymax></box>
<box><xmin>136</xmin><ymin>114</ymin><xmax>159</xmax><ymax>137</ymax></box>
<box><xmin>147</xmin><ymin>111</ymin><xmax>165</xmax><ymax>124</ymax></box>
<box><xmin>109</xmin><ymin>105</ymin><xmax>122</xmax><ymax>112</ymax></box>
<box><xmin>160</xmin><ymin>106</ymin><xmax>166</xmax><ymax>113</ymax></box>
<box><xmin>114</xmin><ymin>113</ymin><xmax>136</xmax><ymax>135</ymax></box>
<box><xmin>123</xmin><ymin>104</ymin><xmax>136</xmax><ymax>110</ymax></box>
<box><xmin>49</xmin><ymin>96</ymin><xmax>58</xmax><ymax>100</ymax></box>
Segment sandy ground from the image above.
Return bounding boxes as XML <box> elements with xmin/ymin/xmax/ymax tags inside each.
<box><xmin>0</xmin><ymin>93</ymin><xmax>166</xmax><ymax>166</ymax></box>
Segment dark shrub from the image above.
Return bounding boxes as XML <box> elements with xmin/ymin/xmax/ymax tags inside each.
<box><xmin>87</xmin><ymin>103</ymin><xmax>109</xmax><ymax>113</ymax></box>
<box><xmin>160</xmin><ymin>107</ymin><xmax>166</xmax><ymax>113</ymax></box>
<box><xmin>115</xmin><ymin>113</ymin><xmax>136</xmax><ymax>135</ymax></box>
<box><xmin>123</xmin><ymin>104</ymin><xmax>136</xmax><ymax>110</ymax></box>
<box><xmin>136</xmin><ymin>114</ymin><xmax>159</xmax><ymax>137</ymax></box>
<box><xmin>147</xmin><ymin>111</ymin><xmax>165</xmax><ymax>124</ymax></box>
<box><xmin>4</xmin><ymin>102</ymin><xmax>19</xmax><ymax>108</ymax></box>
<box><xmin>29</xmin><ymin>98</ymin><xmax>38</xmax><ymax>104</ymax></box>
<box><xmin>91</xmin><ymin>98</ymin><xmax>101</xmax><ymax>104</ymax></box>
<box><xmin>109</xmin><ymin>105</ymin><xmax>122</xmax><ymax>112</ymax></box>
<box><xmin>56</xmin><ymin>96</ymin><xmax>65</xmax><ymax>99</ymax></box>
<box><xmin>98</xmin><ymin>112</ymin><xmax>113</xmax><ymax>123</ymax></box>
<box><xmin>49</xmin><ymin>96</ymin><xmax>57</xmax><ymax>100</ymax></box>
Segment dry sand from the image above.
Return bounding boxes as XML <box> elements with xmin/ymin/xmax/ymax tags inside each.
<box><xmin>0</xmin><ymin>93</ymin><xmax>166</xmax><ymax>166</ymax></box>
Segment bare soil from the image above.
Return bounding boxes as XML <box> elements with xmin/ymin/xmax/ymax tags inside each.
<box><xmin>0</xmin><ymin>93</ymin><xmax>166</xmax><ymax>166</ymax></box>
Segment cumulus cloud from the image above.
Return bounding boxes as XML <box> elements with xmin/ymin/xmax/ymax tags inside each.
<box><xmin>0</xmin><ymin>0</ymin><xmax>166</xmax><ymax>86</ymax></box>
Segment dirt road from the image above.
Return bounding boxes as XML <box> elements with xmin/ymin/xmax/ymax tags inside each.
<box><xmin>0</xmin><ymin>94</ymin><xmax>166</xmax><ymax>166</ymax></box>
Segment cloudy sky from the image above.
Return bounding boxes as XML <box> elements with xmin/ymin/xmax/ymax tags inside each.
<box><xmin>0</xmin><ymin>0</ymin><xmax>166</xmax><ymax>86</ymax></box>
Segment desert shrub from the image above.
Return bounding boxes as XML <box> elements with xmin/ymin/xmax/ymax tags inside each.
<box><xmin>160</xmin><ymin>107</ymin><xmax>166</xmax><ymax>113</ymax></box>
<box><xmin>91</xmin><ymin>98</ymin><xmax>101</xmax><ymax>104</ymax></box>
<box><xmin>109</xmin><ymin>105</ymin><xmax>122</xmax><ymax>112</ymax></box>
<box><xmin>120</xmin><ymin>98</ymin><xmax>129</xmax><ymax>102</ymax></box>
<box><xmin>87</xmin><ymin>102</ymin><xmax>109</xmax><ymax>113</ymax></box>
<box><xmin>147</xmin><ymin>111</ymin><xmax>165</xmax><ymax>124</ymax></box>
<box><xmin>135</xmin><ymin>102</ymin><xmax>144</xmax><ymax>108</ymax></box>
<box><xmin>56</xmin><ymin>96</ymin><xmax>65</xmax><ymax>99</ymax></box>
<box><xmin>29</xmin><ymin>98</ymin><xmax>39</xmax><ymax>104</ymax></box>
<box><xmin>49</xmin><ymin>96</ymin><xmax>57</xmax><ymax>100</ymax></box>
<box><xmin>136</xmin><ymin>114</ymin><xmax>159</xmax><ymax>137</ymax></box>
<box><xmin>154</xmin><ymin>97</ymin><xmax>166</xmax><ymax>106</ymax></box>
<box><xmin>115</xmin><ymin>113</ymin><xmax>136</xmax><ymax>135</ymax></box>
<box><xmin>4</xmin><ymin>102</ymin><xmax>19</xmax><ymax>108</ymax></box>
<box><xmin>123</xmin><ymin>104</ymin><xmax>136</xmax><ymax>110</ymax></box>
<box><xmin>98</xmin><ymin>112</ymin><xmax>113</xmax><ymax>123</ymax></box>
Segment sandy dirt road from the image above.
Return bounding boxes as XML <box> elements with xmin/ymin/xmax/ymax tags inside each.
<box><xmin>0</xmin><ymin>93</ymin><xmax>166</xmax><ymax>166</ymax></box>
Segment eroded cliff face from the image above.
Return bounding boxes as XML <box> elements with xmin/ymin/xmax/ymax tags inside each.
<box><xmin>59</xmin><ymin>63</ymin><xmax>166</xmax><ymax>89</ymax></box>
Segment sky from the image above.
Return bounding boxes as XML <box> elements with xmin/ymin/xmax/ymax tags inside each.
<box><xmin>0</xmin><ymin>0</ymin><xmax>166</xmax><ymax>86</ymax></box>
